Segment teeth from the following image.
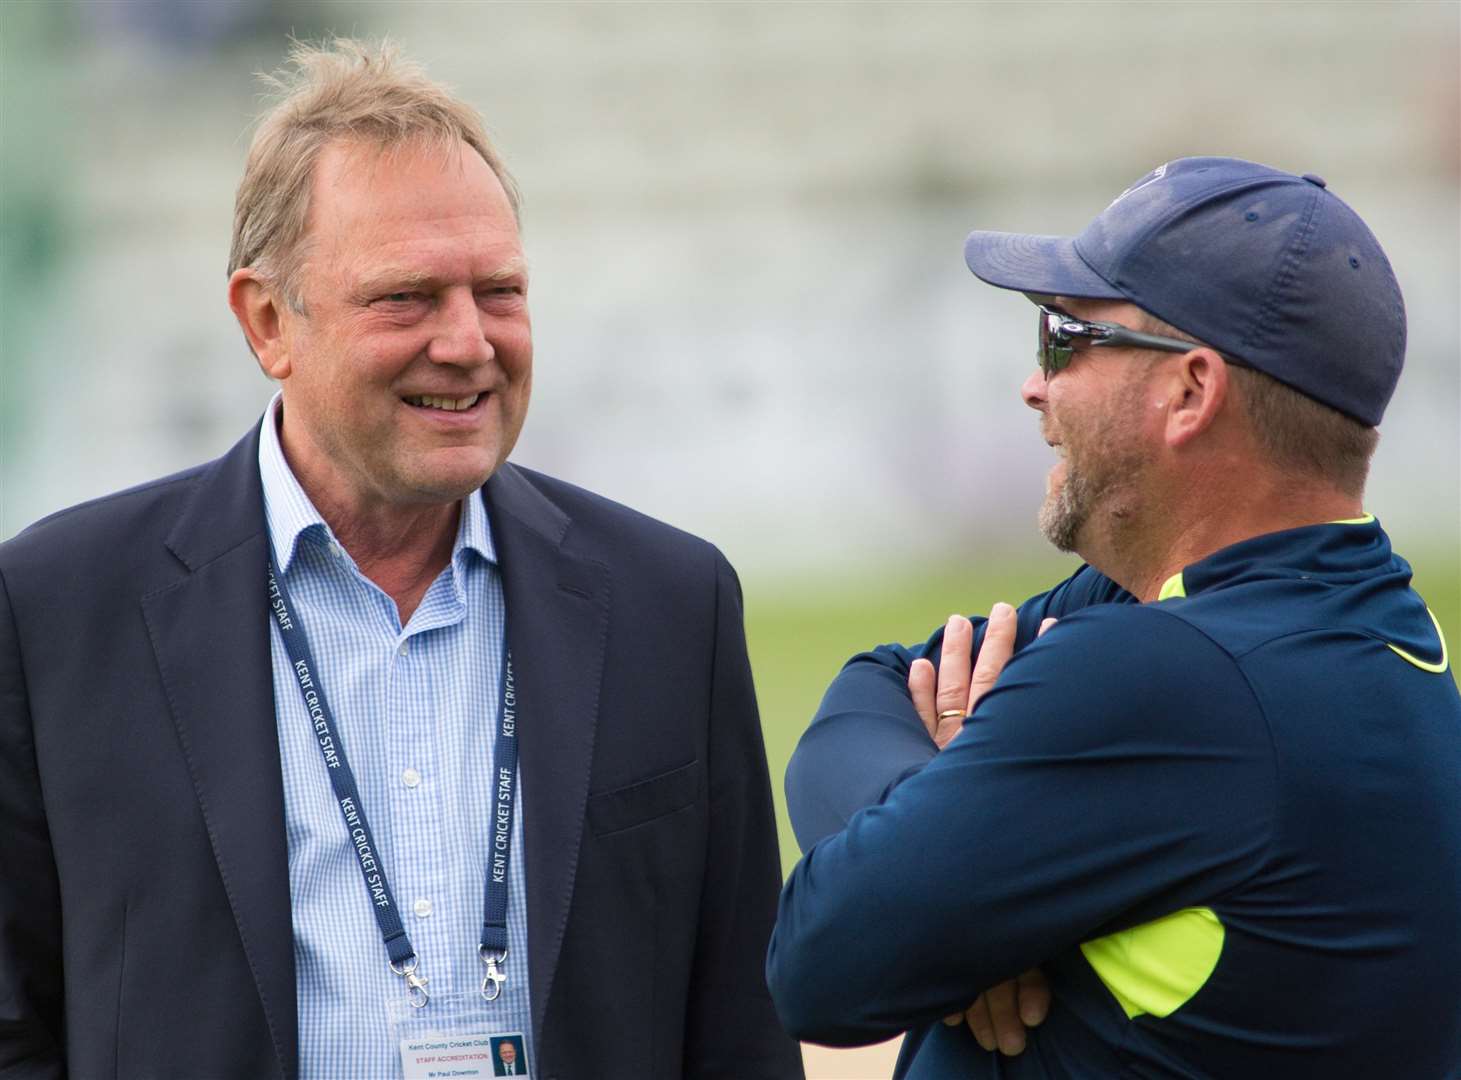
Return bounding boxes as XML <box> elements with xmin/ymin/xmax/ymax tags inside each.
<box><xmin>404</xmin><ymin>393</ymin><xmax>481</xmax><ymax>411</ymax></box>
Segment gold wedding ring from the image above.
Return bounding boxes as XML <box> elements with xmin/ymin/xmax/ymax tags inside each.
<box><xmin>937</xmin><ymin>709</ymin><xmax>965</xmax><ymax>721</ymax></box>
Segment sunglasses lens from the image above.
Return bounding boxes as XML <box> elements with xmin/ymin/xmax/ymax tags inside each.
<box><xmin>1037</xmin><ymin>309</ymin><xmax>1073</xmax><ymax>377</ymax></box>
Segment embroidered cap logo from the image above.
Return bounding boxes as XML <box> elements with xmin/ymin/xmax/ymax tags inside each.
<box><xmin>1107</xmin><ymin>162</ymin><xmax>1169</xmax><ymax>209</ymax></box>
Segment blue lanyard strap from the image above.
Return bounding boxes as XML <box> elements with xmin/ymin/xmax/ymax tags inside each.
<box><xmin>480</xmin><ymin>641</ymin><xmax>517</xmax><ymax>1000</ymax></box>
<box><xmin>268</xmin><ymin>563</ymin><xmax>428</xmax><ymax>1004</ymax></box>
<box><xmin>269</xmin><ymin>561</ymin><xmax>521</xmax><ymax>1007</ymax></box>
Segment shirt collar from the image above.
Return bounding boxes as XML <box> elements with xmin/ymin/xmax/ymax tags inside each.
<box><xmin>256</xmin><ymin>392</ymin><xmax>498</xmax><ymax>575</ymax></box>
<box><xmin>1159</xmin><ymin>514</ymin><xmax>1386</xmax><ymax>602</ymax></box>
<box><xmin>455</xmin><ymin>473</ymin><xmax>497</xmax><ymax>569</ymax></box>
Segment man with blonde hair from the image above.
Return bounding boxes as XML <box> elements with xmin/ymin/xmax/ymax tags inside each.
<box><xmin>768</xmin><ymin>158</ymin><xmax>1461</xmax><ymax>1076</ymax></box>
<box><xmin>0</xmin><ymin>39</ymin><xmax>801</xmax><ymax>1079</ymax></box>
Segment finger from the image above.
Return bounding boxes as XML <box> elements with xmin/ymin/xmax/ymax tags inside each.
<box><xmin>936</xmin><ymin>615</ymin><xmax>973</xmax><ymax>714</ymax></box>
<box><xmin>909</xmin><ymin>658</ymin><xmax>938</xmax><ymax>742</ymax></box>
<box><xmin>966</xmin><ymin>602</ymin><xmax>1016</xmax><ymax>714</ymax></box>
<box><xmin>942</xmin><ymin>1012</ymin><xmax>962</xmax><ymax>1027</ymax></box>
<box><xmin>983</xmin><ymin>977</ymin><xmax>1027</xmax><ymax>1056</ymax></box>
<box><xmin>934</xmin><ymin>616</ymin><xmax>974</xmax><ymax>748</ymax></box>
<box><xmin>1017</xmin><ymin>968</ymin><xmax>1051</xmax><ymax>1027</ymax></box>
<box><xmin>963</xmin><ymin>993</ymin><xmax>997</xmax><ymax>1052</ymax></box>
<box><xmin>1037</xmin><ymin>617</ymin><xmax>1058</xmax><ymax>638</ymax></box>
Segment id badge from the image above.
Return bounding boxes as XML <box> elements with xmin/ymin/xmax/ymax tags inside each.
<box><xmin>389</xmin><ymin>992</ymin><xmax>530</xmax><ymax>1079</ymax></box>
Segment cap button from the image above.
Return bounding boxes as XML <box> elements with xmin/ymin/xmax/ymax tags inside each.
<box><xmin>1301</xmin><ymin>173</ymin><xmax>1327</xmax><ymax>188</ymax></box>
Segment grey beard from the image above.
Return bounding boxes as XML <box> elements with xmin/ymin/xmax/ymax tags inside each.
<box><xmin>1038</xmin><ymin>449</ymin><xmax>1146</xmax><ymax>555</ymax></box>
<box><xmin>1038</xmin><ymin>469</ymin><xmax>1088</xmax><ymax>552</ymax></box>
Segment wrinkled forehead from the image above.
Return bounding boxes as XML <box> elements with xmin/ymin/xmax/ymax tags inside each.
<box><xmin>307</xmin><ymin>135</ymin><xmax>513</xmax><ymax>231</ymax></box>
<box><xmin>295</xmin><ymin>134</ymin><xmax>522</xmax><ymax>287</ymax></box>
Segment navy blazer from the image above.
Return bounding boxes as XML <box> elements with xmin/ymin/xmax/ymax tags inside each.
<box><xmin>0</xmin><ymin>429</ymin><xmax>801</xmax><ymax>1080</ymax></box>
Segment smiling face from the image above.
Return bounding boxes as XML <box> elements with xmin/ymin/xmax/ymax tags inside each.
<box><xmin>497</xmin><ymin>1042</ymin><xmax>516</xmax><ymax>1064</ymax></box>
<box><xmin>1021</xmin><ymin>298</ymin><xmax>1160</xmax><ymax>555</ymax></box>
<box><xmin>266</xmin><ymin>137</ymin><xmax>532</xmax><ymax>514</ymax></box>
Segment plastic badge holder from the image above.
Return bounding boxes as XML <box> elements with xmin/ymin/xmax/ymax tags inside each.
<box><xmin>388</xmin><ymin>991</ymin><xmax>530</xmax><ymax>1079</ymax></box>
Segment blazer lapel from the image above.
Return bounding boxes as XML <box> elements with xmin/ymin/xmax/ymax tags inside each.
<box><xmin>486</xmin><ymin>465</ymin><xmax>611</xmax><ymax>1048</ymax></box>
<box><xmin>140</xmin><ymin>430</ymin><xmax>298</xmax><ymax>1080</ymax></box>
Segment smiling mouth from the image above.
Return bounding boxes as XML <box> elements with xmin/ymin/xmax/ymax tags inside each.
<box><xmin>402</xmin><ymin>393</ymin><xmax>482</xmax><ymax>412</ymax></box>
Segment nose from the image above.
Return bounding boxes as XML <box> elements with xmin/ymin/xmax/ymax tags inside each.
<box><xmin>426</xmin><ymin>289</ymin><xmax>494</xmax><ymax>367</ymax></box>
<box><xmin>1021</xmin><ymin>367</ymin><xmax>1049</xmax><ymax>412</ymax></box>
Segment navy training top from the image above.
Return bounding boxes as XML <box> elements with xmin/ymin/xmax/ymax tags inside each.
<box><xmin>768</xmin><ymin>519</ymin><xmax>1461</xmax><ymax>1078</ymax></box>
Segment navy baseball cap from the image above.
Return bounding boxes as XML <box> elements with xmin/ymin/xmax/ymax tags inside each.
<box><xmin>963</xmin><ymin>157</ymin><xmax>1405</xmax><ymax>425</ymax></box>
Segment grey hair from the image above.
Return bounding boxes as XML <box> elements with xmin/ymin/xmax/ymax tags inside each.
<box><xmin>228</xmin><ymin>37</ymin><xmax>519</xmax><ymax>312</ymax></box>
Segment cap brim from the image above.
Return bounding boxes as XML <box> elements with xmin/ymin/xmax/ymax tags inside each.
<box><xmin>964</xmin><ymin>230</ymin><xmax>1125</xmax><ymax>301</ymax></box>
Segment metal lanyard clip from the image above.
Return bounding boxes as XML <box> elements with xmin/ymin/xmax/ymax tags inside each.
<box><xmin>390</xmin><ymin>955</ymin><xmax>430</xmax><ymax>1009</ymax></box>
<box><xmin>480</xmin><ymin>946</ymin><xmax>508</xmax><ymax>1001</ymax></box>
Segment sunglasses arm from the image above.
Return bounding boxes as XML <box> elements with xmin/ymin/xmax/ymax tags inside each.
<box><xmin>1090</xmin><ymin>324</ymin><xmax>1205</xmax><ymax>356</ymax></box>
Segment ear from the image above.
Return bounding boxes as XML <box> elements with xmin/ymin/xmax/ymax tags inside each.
<box><xmin>228</xmin><ymin>268</ymin><xmax>295</xmax><ymax>380</ymax></box>
<box><xmin>1163</xmin><ymin>348</ymin><xmax>1230</xmax><ymax>449</ymax></box>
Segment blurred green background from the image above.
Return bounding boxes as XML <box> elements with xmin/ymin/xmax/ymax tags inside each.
<box><xmin>748</xmin><ymin>550</ymin><xmax>1461</xmax><ymax>878</ymax></box>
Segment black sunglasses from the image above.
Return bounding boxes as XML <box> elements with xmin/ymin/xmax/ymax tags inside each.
<box><xmin>1037</xmin><ymin>304</ymin><xmax>1207</xmax><ymax>377</ymax></box>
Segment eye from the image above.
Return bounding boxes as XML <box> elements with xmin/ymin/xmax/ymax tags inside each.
<box><xmin>478</xmin><ymin>283</ymin><xmax>526</xmax><ymax>307</ymax></box>
<box><xmin>364</xmin><ymin>290</ymin><xmax>431</xmax><ymax>322</ymax></box>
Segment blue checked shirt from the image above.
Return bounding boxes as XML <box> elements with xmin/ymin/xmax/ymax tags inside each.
<box><xmin>258</xmin><ymin>398</ymin><xmax>533</xmax><ymax>1078</ymax></box>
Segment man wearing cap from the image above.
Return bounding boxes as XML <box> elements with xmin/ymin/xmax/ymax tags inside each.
<box><xmin>766</xmin><ymin>157</ymin><xmax>1461</xmax><ymax>1076</ymax></box>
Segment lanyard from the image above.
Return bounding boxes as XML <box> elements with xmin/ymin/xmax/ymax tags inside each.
<box><xmin>479</xmin><ymin>645</ymin><xmax>517</xmax><ymax>1001</ymax></box>
<box><xmin>267</xmin><ymin>560</ymin><xmax>519</xmax><ymax>1008</ymax></box>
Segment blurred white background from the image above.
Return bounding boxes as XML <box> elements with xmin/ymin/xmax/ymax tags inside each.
<box><xmin>2</xmin><ymin>0</ymin><xmax>1457</xmax><ymax>578</ymax></box>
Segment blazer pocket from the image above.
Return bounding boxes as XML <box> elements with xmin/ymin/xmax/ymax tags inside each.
<box><xmin>588</xmin><ymin>759</ymin><xmax>702</xmax><ymax>837</ymax></box>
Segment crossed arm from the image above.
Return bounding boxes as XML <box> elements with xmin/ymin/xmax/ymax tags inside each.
<box><xmin>910</xmin><ymin>607</ymin><xmax>1057</xmax><ymax>1054</ymax></box>
<box><xmin>792</xmin><ymin>602</ymin><xmax>1058</xmax><ymax>1056</ymax></box>
<box><xmin>783</xmin><ymin>567</ymin><xmax>1132</xmax><ymax>853</ymax></box>
<box><xmin>778</xmin><ymin>567</ymin><xmax>1129</xmax><ymax>1054</ymax></box>
<box><xmin>771</xmin><ymin>566</ymin><xmax>1264</xmax><ymax>1054</ymax></box>
<box><xmin>767</xmin><ymin>592</ymin><xmax>1273</xmax><ymax>1048</ymax></box>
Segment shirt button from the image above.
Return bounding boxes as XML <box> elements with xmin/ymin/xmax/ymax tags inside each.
<box><xmin>402</xmin><ymin>768</ymin><xmax>421</xmax><ymax>788</ymax></box>
<box><xmin>398</xmin><ymin>642</ymin><xmax>409</xmax><ymax>656</ymax></box>
<box><xmin>329</xmin><ymin>542</ymin><xmax>343</xmax><ymax>559</ymax></box>
<box><xmin>413</xmin><ymin>898</ymin><xmax>433</xmax><ymax>918</ymax></box>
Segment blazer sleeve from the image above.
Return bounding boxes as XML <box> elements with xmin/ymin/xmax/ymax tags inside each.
<box><xmin>0</xmin><ymin>567</ymin><xmax>66</xmax><ymax>1080</ymax></box>
<box><xmin>681</xmin><ymin>554</ymin><xmax>804</xmax><ymax>1079</ymax></box>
